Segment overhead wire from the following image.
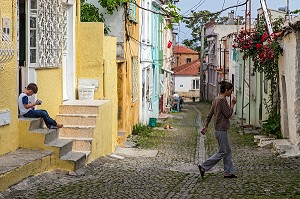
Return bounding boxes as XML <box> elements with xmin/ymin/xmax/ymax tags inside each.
<box><xmin>181</xmin><ymin>0</ymin><xmax>205</xmax><ymax>15</ymax></box>
<box><xmin>183</xmin><ymin>0</ymin><xmax>250</xmax><ymax>19</ymax></box>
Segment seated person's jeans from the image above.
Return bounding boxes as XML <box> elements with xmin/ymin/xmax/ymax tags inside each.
<box><xmin>24</xmin><ymin>110</ymin><xmax>57</xmax><ymax>128</ymax></box>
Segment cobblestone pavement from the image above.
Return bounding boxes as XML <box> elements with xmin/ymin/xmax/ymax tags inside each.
<box><xmin>2</xmin><ymin>102</ymin><xmax>300</xmax><ymax>198</ymax></box>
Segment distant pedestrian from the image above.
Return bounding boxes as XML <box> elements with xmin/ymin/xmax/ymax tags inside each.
<box><xmin>198</xmin><ymin>81</ymin><xmax>237</xmax><ymax>178</ymax></box>
<box><xmin>18</xmin><ymin>83</ymin><xmax>63</xmax><ymax>129</ymax></box>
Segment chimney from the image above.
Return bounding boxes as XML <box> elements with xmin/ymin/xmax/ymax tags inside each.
<box><xmin>228</xmin><ymin>10</ymin><xmax>234</xmax><ymax>25</ymax></box>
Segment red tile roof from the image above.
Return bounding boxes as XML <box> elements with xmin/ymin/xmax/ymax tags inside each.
<box><xmin>173</xmin><ymin>60</ymin><xmax>201</xmax><ymax>76</ymax></box>
<box><xmin>173</xmin><ymin>45</ymin><xmax>199</xmax><ymax>54</ymax></box>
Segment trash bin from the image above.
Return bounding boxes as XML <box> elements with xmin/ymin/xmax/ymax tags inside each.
<box><xmin>149</xmin><ymin>118</ymin><xmax>157</xmax><ymax>127</ymax></box>
<box><xmin>78</xmin><ymin>85</ymin><xmax>95</xmax><ymax>100</ymax></box>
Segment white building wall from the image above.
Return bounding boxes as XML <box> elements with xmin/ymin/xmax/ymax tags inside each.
<box><xmin>174</xmin><ymin>76</ymin><xmax>199</xmax><ymax>93</ymax></box>
<box><xmin>279</xmin><ymin>31</ymin><xmax>299</xmax><ymax>144</ymax></box>
<box><xmin>139</xmin><ymin>0</ymin><xmax>153</xmax><ymax>124</ymax></box>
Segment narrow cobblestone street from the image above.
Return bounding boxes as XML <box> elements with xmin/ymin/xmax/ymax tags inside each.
<box><xmin>2</xmin><ymin>102</ymin><xmax>300</xmax><ymax>198</ymax></box>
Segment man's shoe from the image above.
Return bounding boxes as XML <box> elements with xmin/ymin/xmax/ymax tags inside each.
<box><xmin>198</xmin><ymin>165</ymin><xmax>205</xmax><ymax>178</ymax></box>
<box><xmin>224</xmin><ymin>174</ymin><xmax>237</xmax><ymax>178</ymax></box>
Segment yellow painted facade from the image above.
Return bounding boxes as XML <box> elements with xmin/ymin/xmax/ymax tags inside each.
<box><xmin>0</xmin><ymin>0</ymin><xmax>19</xmax><ymax>156</ymax></box>
<box><xmin>76</xmin><ymin>22</ymin><xmax>104</xmax><ymax>99</ymax></box>
<box><xmin>117</xmin><ymin>0</ymin><xmax>140</xmax><ymax>138</ymax></box>
<box><xmin>0</xmin><ymin>0</ymin><xmax>119</xmax><ymax>190</ymax></box>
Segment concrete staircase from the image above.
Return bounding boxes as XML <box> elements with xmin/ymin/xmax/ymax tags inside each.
<box><xmin>19</xmin><ymin>118</ymin><xmax>87</xmax><ymax>171</ymax></box>
<box><xmin>56</xmin><ymin>103</ymin><xmax>99</xmax><ymax>157</ymax></box>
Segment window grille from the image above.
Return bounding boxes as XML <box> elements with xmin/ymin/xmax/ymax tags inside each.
<box><xmin>131</xmin><ymin>56</ymin><xmax>139</xmax><ymax>102</ymax></box>
<box><xmin>0</xmin><ymin>30</ymin><xmax>14</xmax><ymax>67</ymax></box>
<box><xmin>33</xmin><ymin>0</ymin><xmax>62</xmax><ymax>67</ymax></box>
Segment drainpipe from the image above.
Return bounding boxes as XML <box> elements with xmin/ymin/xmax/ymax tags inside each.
<box><xmin>220</xmin><ymin>36</ymin><xmax>227</xmax><ymax>80</ymax></box>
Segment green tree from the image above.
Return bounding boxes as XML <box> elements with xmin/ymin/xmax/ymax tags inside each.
<box><xmin>80</xmin><ymin>2</ymin><xmax>110</xmax><ymax>34</ymax></box>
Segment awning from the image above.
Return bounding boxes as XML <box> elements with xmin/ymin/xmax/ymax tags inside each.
<box><xmin>161</xmin><ymin>68</ymin><xmax>174</xmax><ymax>74</ymax></box>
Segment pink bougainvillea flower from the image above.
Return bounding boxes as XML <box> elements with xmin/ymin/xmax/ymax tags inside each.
<box><xmin>261</xmin><ymin>33</ymin><xmax>269</xmax><ymax>42</ymax></box>
<box><xmin>256</xmin><ymin>43</ymin><xmax>263</xmax><ymax>49</ymax></box>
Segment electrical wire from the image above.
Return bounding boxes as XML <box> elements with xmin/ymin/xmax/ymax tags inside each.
<box><xmin>191</xmin><ymin>0</ymin><xmax>207</xmax><ymax>14</ymax></box>
<box><xmin>183</xmin><ymin>0</ymin><xmax>250</xmax><ymax>19</ymax></box>
<box><xmin>181</xmin><ymin>0</ymin><xmax>205</xmax><ymax>15</ymax></box>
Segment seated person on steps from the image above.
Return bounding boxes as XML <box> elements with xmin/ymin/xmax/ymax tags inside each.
<box><xmin>18</xmin><ymin>83</ymin><xmax>63</xmax><ymax>129</ymax></box>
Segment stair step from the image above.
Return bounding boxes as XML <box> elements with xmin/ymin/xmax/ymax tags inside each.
<box><xmin>59</xmin><ymin>105</ymin><xmax>99</xmax><ymax>115</ymax></box>
<box><xmin>0</xmin><ymin>149</ymin><xmax>53</xmax><ymax>191</ymax></box>
<box><xmin>19</xmin><ymin>117</ymin><xmax>43</xmax><ymax>130</ymax></box>
<box><xmin>30</xmin><ymin>128</ymin><xmax>58</xmax><ymax>144</ymax></box>
<box><xmin>73</xmin><ymin>150</ymin><xmax>91</xmax><ymax>157</ymax></box>
<box><xmin>56</xmin><ymin>114</ymin><xmax>97</xmax><ymax>126</ymax></box>
<box><xmin>72</xmin><ymin>139</ymin><xmax>93</xmax><ymax>151</ymax></box>
<box><xmin>59</xmin><ymin>125</ymin><xmax>95</xmax><ymax>138</ymax></box>
<box><xmin>46</xmin><ymin>139</ymin><xmax>73</xmax><ymax>157</ymax></box>
<box><xmin>60</xmin><ymin>151</ymin><xmax>86</xmax><ymax>170</ymax></box>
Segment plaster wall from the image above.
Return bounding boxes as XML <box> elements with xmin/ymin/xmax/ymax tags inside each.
<box><xmin>76</xmin><ymin>22</ymin><xmax>104</xmax><ymax>100</ymax></box>
<box><xmin>174</xmin><ymin>76</ymin><xmax>200</xmax><ymax>98</ymax></box>
<box><xmin>103</xmin><ymin>36</ymin><xmax>118</xmax><ymax>150</ymax></box>
<box><xmin>0</xmin><ymin>1</ymin><xmax>19</xmax><ymax>155</ymax></box>
<box><xmin>279</xmin><ymin>32</ymin><xmax>298</xmax><ymax>144</ymax></box>
<box><xmin>118</xmin><ymin>0</ymin><xmax>140</xmax><ymax>135</ymax></box>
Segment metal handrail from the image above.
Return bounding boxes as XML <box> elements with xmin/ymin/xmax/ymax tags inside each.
<box><xmin>0</xmin><ymin>30</ymin><xmax>14</xmax><ymax>64</ymax></box>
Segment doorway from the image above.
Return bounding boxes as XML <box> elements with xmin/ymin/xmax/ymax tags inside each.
<box><xmin>18</xmin><ymin>0</ymin><xmax>26</xmax><ymax>95</ymax></box>
<box><xmin>18</xmin><ymin>0</ymin><xmax>37</xmax><ymax>104</ymax></box>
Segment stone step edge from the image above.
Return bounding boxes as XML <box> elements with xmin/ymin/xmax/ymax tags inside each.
<box><xmin>73</xmin><ymin>150</ymin><xmax>91</xmax><ymax>157</ymax></box>
<box><xmin>60</xmin><ymin>151</ymin><xmax>86</xmax><ymax>162</ymax></box>
<box><xmin>62</xmin><ymin>125</ymin><xmax>96</xmax><ymax>129</ymax></box>
<box><xmin>57</xmin><ymin>114</ymin><xmax>98</xmax><ymax>117</ymax></box>
<box><xmin>46</xmin><ymin>139</ymin><xmax>73</xmax><ymax>147</ymax></box>
<box><xmin>59</xmin><ymin>137</ymin><xmax>93</xmax><ymax>142</ymax></box>
<box><xmin>30</xmin><ymin>128</ymin><xmax>57</xmax><ymax>134</ymax></box>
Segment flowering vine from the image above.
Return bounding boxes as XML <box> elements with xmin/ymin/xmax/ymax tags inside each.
<box><xmin>232</xmin><ymin>15</ymin><xmax>285</xmax><ymax>137</ymax></box>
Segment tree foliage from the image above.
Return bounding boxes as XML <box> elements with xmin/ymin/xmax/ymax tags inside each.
<box><xmin>232</xmin><ymin>15</ymin><xmax>285</xmax><ymax>138</ymax></box>
<box><xmin>80</xmin><ymin>2</ymin><xmax>110</xmax><ymax>34</ymax></box>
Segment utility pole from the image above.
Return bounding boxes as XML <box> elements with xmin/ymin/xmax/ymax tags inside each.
<box><xmin>199</xmin><ymin>24</ymin><xmax>205</xmax><ymax>101</ymax></box>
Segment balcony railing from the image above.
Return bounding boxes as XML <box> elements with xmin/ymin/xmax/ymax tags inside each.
<box><xmin>0</xmin><ymin>29</ymin><xmax>14</xmax><ymax>68</ymax></box>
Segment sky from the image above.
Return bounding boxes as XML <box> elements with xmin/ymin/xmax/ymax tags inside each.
<box><xmin>175</xmin><ymin>0</ymin><xmax>300</xmax><ymax>43</ymax></box>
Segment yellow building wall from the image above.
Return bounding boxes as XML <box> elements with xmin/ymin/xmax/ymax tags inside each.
<box><xmin>118</xmin><ymin>0</ymin><xmax>140</xmax><ymax>136</ymax></box>
<box><xmin>103</xmin><ymin>36</ymin><xmax>118</xmax><ymax>150</ymax></box>
<box><xmin>76</xmin><ymin>21</ymin><xmax>104</xmax><ymax>100</ymax></box>
<box><xmin>0</xmin><ymin>1</ymin><xmax>19</xmax><ymax>155</ymax></box>
<box><xmin>76</xmin><ymin>1</ymin><xmax>118</xmax><ymax>156</ymax></box>
<box><xmin>36</xmin><ymin>68</ymin><xmax>62</xmax><ymax>119</ymax></box>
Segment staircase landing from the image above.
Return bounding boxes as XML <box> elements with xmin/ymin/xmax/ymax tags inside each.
<box><xmin>0</xmin><ymin>149</ymin><xmax>54</xmax><ymax>191</ymax></box>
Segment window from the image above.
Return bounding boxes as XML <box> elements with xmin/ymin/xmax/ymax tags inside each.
<box><xmin>192</xmin><ymin>79</ymin><xmax>200</xmax><ymax>90</ymax></box>
<box><xmin>187</xmin><ymin>58</ymin><xmax>191</xmax><ymax>63</ymax></box>
<box><xmin>131</xmin><ymin>56</ymin><xmax>139</xmax><ymax>102</ymax></box>
<box><xmin>30</xmin><ymin>0</ymin><xmax>62</xmax><ymax>67</ymax></box>
<box><xmin>128</xmin><ymin>0</ymin><xmax>137</xmax><ymax>22</ymax></box>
